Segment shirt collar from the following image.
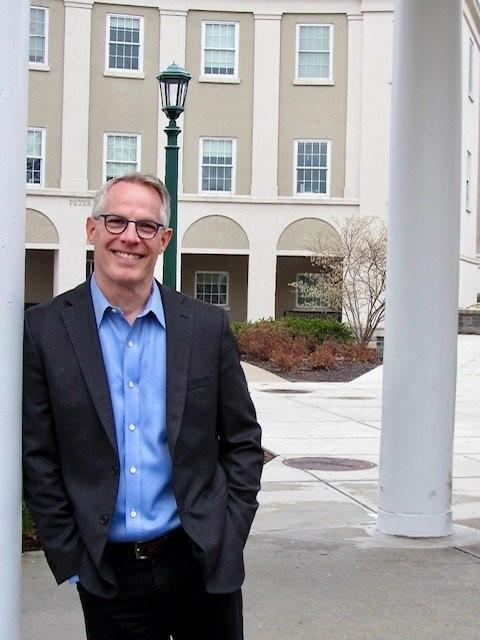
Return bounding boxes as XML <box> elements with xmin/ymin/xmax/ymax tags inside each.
<box><xmin>89</xmin><ymin>274</ymin><xmax>166</xmax><ymax>329</ymax></box>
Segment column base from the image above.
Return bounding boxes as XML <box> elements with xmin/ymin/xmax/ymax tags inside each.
<box><xmin>377</xmin><ymin>508</ymin><xmax>453</xmax><ymax>538</ymax></box>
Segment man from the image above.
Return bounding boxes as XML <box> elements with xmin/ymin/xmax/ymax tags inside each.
<box><xmin>23</xmin><ymin>172</ymin><xmax>263</xmax><ymax>639</ymax></box>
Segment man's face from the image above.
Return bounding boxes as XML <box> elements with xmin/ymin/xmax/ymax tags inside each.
<box><xmin>86</xmin><ymin>181</ymin><xmax>172</xmax><ymax>294</ymax></box>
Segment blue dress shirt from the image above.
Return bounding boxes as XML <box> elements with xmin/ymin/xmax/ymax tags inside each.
<box><xmin>90</xmin><ymin>275</ymin><xmax>180</xmax><ymax>542</ymax></box>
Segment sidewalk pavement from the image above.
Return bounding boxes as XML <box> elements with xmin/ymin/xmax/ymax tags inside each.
<box><xmin>23</xmin><ymin>336</ymin><xmax>480</xmax><ymax>639</ymax></box>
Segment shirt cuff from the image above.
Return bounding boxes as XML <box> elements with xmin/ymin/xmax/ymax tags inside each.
<box><xmin>67</xmin><ymin>574</ymin><xmax>80</xmax><ymax>584</ymax></box>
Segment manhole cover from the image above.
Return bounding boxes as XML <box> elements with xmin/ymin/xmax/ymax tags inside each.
<box><xmin>283</xmin><ymin>457</ymin><xmax>377</xmax><ymax>471</ymax></box>
<box><xmin>262</xmin><ymin>389</ymin><xmax>312</xmax><ymax>394</ymax></box>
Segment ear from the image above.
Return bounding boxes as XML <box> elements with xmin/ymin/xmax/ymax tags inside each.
<box><xmin>86</xmin><ymin>217</ymin><xmax>96</xmax><ymax>244</ymax></box>
<box><xmin>158</xmin><ymin>227</ymin><xmax>173</xmax><ymax>254</ymax></box>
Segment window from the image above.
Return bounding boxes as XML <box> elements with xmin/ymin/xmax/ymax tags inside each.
<box><xmin>106</xmin><ymin>14</ymin><xmax>144</xmax><ymax>74</ymax></box>
<box><xmin>199</xmin><ymin>138</ymin><xmax>235</xmax><ymax>194</ymax></box>
<box><xmin>296</xmin><ymin>24</ymin><xmax>333</xmax><ymax>83</ymax></box>
<box><xmin>295</xmin><ymin>273</ymin><xmax>327</xmax><ymax>309</ymax></box>
<box><xmin>195</xmin><ymin>272</ymin><xmax>229</xmax><ymax>306</ymax></box>
<box><xmin>29</xmin><ymin>6</ymin><xmax>48</xmax><ymax>68</ymax></box>
<box><xmin>103</xmin><ymin>133</ymin><xmax>141</xmax><ymax>182</ymax></box>
<box><xmin>466</xmin><ymin>150</ymin><xmax>472</xmax><ymax>212</ymax></box>
<box><xmin>86</xmin><ymin>251</ymin><xmax>94</xmax><ymax>279</ymax></box>
<box><xmin>469</xmin><ymin>38</ymin><xmax>474</xmax><ymax>98</ymax></box>
<box><xmin>26</xmin><ymin>128</ymin><xmax>45</xmax><ymax>186</ymax></box>
<box><xmin>294</xmin><ymin>140</ymin><xmax>330</xmax><ymax>196</ymax></box>
<box><xmin>201</xmin><ymin>21</ymin><xmax>239</xmax><ymax>80</ymax></box>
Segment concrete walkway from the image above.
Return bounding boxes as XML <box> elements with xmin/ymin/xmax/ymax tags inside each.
<box><xmin>22</xmin><ymin>336</ymin><xmax>480</xmax><ymax>639</ymax></box>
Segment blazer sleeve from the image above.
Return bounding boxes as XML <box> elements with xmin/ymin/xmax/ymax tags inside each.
<box><xmin>216</xmin><ymin>310</ymin><xmax>263</xmax><ymax>546</ymax></box>
<box><xmin>22</xmin><ymin>313</ymin><xmax>85</xmax><ymax>584</ymax></box>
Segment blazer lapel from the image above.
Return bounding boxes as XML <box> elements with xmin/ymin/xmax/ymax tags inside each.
<box><xmin>60</xmin><ymin>282</ymin><xmax>117</xmax><ymax>453</ymax></box>
<box><xmin>161</xmin><ymin>285</ymin><xmax>193</xmax><ymax>455</ymax></box>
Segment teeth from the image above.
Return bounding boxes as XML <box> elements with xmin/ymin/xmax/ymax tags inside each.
<box><xmin>114</xmin><ymin>251</ymin><xmax>141</xmax><ymax>260</ymax></box>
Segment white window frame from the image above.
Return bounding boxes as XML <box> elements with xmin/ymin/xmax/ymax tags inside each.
<box><xmin>293</xmin><ymin>139</ymin><xmax>331</xmax><ymax>198</ymax></box>
<box><xmin>194</xmin><ymin>271</ymin><xmax>230</xmax><ymax>308</ymax></box>
<box><xmin>29</xmin><ymin>6</ymin><xmax>49</xmax><ymax>71</ymax></box>
<box><xmin>295</xmin><ymin>273</ymin><xmax>328</xmax><ymax>310</ymax></box>
<box><xmin>102</xmin><ymin>133</ymin><xmax>141</xmax><ymax>184</ymax></box>
<box><xmin>105</xmin><ymin>14</ymin><xmax>145</xmax><ymax>78</ymax></box>
<box><xmin>469</xmin><ymin>38</ymin><xmax>475</xmax><ymax>100</ymax></box>
<box><xmin>466</xmin><ymin>150</ymin><xmax>472</xmax><ymax>212</ymax></box>
<box><xmin>198</xmin><ymin>137</ymin><xmax>236</xmax><ymax>195</ymax></box>
<box><xmin>200</xmin><ymin>21</ymin><xmax>240</xmax><ymax>83</ymax></box>
<box><xmin>26</xmin><ymin>127</ymin><xmax>46</xmax><ymax>188</ymax></box>
<box><xmin>295</xmin><ymin>23</ymin><xmax>334</xmax><ymax>85</ymax></box>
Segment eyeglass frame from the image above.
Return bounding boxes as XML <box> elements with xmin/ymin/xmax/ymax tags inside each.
<box><xmin>96</xmin><ymin>214</ymin><xmax>165</xmax><ymax>240</ymax></box>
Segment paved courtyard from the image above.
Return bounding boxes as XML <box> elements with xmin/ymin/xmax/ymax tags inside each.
<box><xmin>23</xmin><ymin>336</ymin><xmax>480</xmax><ymax>639</ymax></box>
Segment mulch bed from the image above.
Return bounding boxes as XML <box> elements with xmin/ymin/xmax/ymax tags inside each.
<box><xmin>244</xmin><ymin>357</ymin><xmax>381</xmax><ymax>383</ymax></box>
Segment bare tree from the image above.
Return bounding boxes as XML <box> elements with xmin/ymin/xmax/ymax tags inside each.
<box><xmin>293</xmin><ymin>216</ymin><xmax>387</xmax><ymax>345</ymax></box>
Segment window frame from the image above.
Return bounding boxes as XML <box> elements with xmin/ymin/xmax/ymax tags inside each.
<box><xmin>29</xmin><ymin>6</ymin><xmax>49</xmax><ymax>71</ymax></box>
<box><xmin>194</xmin><ymin>271</ymin><xmax>230</xmax><ymax>308</ymax></box>
<box><xmin>198</xmin><ymin>137</ymin><xmax>237</xmax><ymax>195</ymax></box>
<box><xmin>102</xmin><ymin>132</ymin><xmax>141</xmax><ymax>184</ymax></box>
<box><xmin>26</xmin><ymin>127</ymin><xmax>46</xmax><ymax>188</ymax></box>
<box><xmin>293</xmin><ymin>139</ymin><xmax>331</xmax><ymax>198</ymax></box>
<box><xmin>295</xmin><ymin>23</ymin><xmax>334</xmax><ymax>85</ymax></box>
<box><xmin>200</xmin><ymin>20</ymin><xmax>240</xmax><ymax>83</ymax></box>
<box><xmin>104</xmin><ymin>13</ymin><xmax>145</xmax><ymax>78</ymax></box>
<box><xmin>295</xmin><ymin>272</ymin><xmax>328</xmax><ymax>311</ymax></box>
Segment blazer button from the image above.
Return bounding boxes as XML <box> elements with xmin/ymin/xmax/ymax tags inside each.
<box><xmin>100</xmin><ymin>514</ymin><xmax>109</xmax><ymax>525</ymax></box>
<box><xmin>112</xmin><ymin>465</ymin><xmax>118</xmax><ymax>476</ymax></box>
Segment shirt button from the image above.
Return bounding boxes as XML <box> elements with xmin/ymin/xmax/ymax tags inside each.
<box><xmin>130</xmin><ymin>509</ymin><xmax>137</xmax><ymax>518</ymax></box>
<box><xmin>129</xmin><ymin>466</ymin><xmax>137</xmax><ymax>474</ymax></box>
<box><xmin>111</xmin><ymin>308</ymin><xmax>117</xmax><ymax>314</ymax></box>
<box><xmin>128</xmin><ymin>381</ymin><xmax>135</xmax><ymax>389</ymax></box>
<box><xmin>128</xmin><ymin>423</ymin><xmax>136</xmax><ymax>432</ymax></box>
<box><xmin>128</xmin><ymin>340</ymin><xmax>134</xmax><ymax>348</ymax></box>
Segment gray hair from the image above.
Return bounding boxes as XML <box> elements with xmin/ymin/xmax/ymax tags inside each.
<box><xmin>92</xmin><ymin>172</ymin><xmax>171</xmax><ymax>226</ymax></box>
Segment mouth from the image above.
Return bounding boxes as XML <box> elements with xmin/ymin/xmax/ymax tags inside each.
<box><xmin>112</xmin><ymin>250</ymin><xmax>143</xmax><ymax>261</ymax></box>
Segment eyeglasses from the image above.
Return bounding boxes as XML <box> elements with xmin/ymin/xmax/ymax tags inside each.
<box><xmin>97</xmin><ymin>214</ymin><xmax>164</xmax><ymax>240</ymax></box>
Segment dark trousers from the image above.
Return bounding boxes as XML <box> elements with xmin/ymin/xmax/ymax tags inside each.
<box><xmin>77</xmin><ymin>531</ymin><xmax>243</xmax><ymax>640</ymax></box>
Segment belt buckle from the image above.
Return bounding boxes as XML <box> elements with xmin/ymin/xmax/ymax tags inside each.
<box><xmin>134</xmin><ymin>543</ymin><xmax>149</xmax><ymax>560</ymax></box>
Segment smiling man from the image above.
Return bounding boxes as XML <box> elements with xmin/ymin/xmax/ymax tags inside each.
<box><xmin>22</xmin><ymin>172</ymin><xmax>263</xmax><ymax>640</ymax></box>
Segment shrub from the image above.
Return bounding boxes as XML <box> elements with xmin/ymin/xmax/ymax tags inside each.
<box><xmin>307</xmin><ymin>344</ymin><xmax>337</xmax><ymax>370</ymax></box>
<box><xmin>280</xmin><ymin>316</ymin><xmax>354</xmax><ymax>343</ymax></box>
<box><xmin>235</xmin><ymin>323</ymin><xmax>290</xmax><ymax>361</ymax></box>
<box><xmin>269</xmin><ymin>337</ymin><xmax>311</xmax><ymax>371</ymax></box>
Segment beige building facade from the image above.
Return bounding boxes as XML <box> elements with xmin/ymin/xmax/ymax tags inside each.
<box><xmin>26</xmin><ymin>0</ymin><xmax>480</xmax><ymax>321</ymax></box>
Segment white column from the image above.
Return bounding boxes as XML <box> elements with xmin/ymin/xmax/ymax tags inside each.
<box><xmin>251</xmin><ymin>14</ymin><xmax>281</xmax><ymax>197</ymax></box>
<box><xmin>378</xmin><ymin>0</ymin><xmax>462</xmax><ymax>537</ymax></box>
<box><xmin>247</xmin><ymin>237</ymin><xmax>277</xmax><ymax>321</ymax></box>
<box><xmin>60</xmin><ymin>0</ymin><xmax>93</xmax><ymax>191</ymax></box>
<box><xmin>157</xmin><ymin>9</ymin><xmax>187</xmax><ymax>194</ymax></box>
<box><xmin>344</xmin><ymin>13</ymin><xmax>363</xmax><ymax>200</ymax></box>
<box><xmin>53</xmin><ymin>213</ymin><xmax>88</xmax><ymax>294</ymax></box>
<box><xmin>0</xmin><ymin>2</ymin><xmax>28</xmax><ymax>638</ymax></box>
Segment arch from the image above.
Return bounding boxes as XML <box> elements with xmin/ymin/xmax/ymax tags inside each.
<box><xmin>276</xmin><ymin>217</ymin><xmax>340</xmax><ymax>251</ymax></box>
<box><xmin>26</xmin><ymin>209</ymin><xmax>59</xmax><ymax>244</ymax></box>
<box><xmin>182</xmin><ymin>215</ymin><xmax>249</xmax><ymax>250</ymax></box>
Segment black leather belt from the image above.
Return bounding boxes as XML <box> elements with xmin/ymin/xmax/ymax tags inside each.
<box><xmin>106</xmin><ymin>527</ymin><xmax>185</xmax><ymax>562</ymax></box>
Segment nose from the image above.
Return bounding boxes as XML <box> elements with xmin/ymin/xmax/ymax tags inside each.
<box><xmin>120</xmin><ymin>220</ymin><xmax>140</xmax><ymax>242</ymax></box>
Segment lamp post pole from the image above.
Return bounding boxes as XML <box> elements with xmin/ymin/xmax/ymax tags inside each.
<box><xmin>162</xmin><ymin>119</ymin><xmax>181</xmax><ymax>289</ymax></box>
<box><xmin>157</xmin><ymin>63</ymin><xmax>191</xmax><ymax>290</ymax></box>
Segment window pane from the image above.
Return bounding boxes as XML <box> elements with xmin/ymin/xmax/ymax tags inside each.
<box><xmin>204</xmin><ymin>22</ymin><xmax>236</xmax><ymax>75</ymax></box>
<box><xmin>108</xmin><ymin>16</ymin><xmax>140</xmax><ymax>70</ymax></box>
<box><xmin>195</xmin><ymin>272</ymin><xmax>228</xmax><ymax>306</ymax></box>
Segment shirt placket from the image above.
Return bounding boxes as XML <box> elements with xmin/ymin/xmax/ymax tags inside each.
<box><xmin>123</xmin><ymin>323</ymin><xmax>141</xmax><ymax>538</ymax></box>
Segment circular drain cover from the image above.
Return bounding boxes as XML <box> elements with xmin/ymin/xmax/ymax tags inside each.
<box><xmin>284</xmin><ymin>456</ymin><xmax>376</xmax><ymax>471</ymax></box>
<box><xmin>262</xmin><ymin>389</ymin><xmax>312</xmax><ymax>394</ymax></box>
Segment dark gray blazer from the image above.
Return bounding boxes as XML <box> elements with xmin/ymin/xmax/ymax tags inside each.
<box><xmin>22</xmin><ymin>280</ymin><xmax>262</xmax><ymax>598</ymax></box>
